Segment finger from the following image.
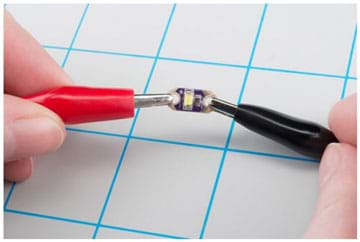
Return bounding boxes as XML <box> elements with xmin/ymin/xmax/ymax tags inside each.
<box><xmin>305</xmin><ymin>143</ymin><xmax>356</xmax><ymax>238</ymax></box>
<box><xmin>5</xmin><ymin>94</ymin><xmax>66</xmax><ymax>162</ymax></box>
<box><xmin>4</xmin><ymin>158</ymin><xmax>33</xmax><ymax>182</ymax></box>
<box><xmin>4</xmin><ymin>10</ymin><xmax>72</xmax><ymax>97</ymax></box>
<box><xmin>329</xmin><ymin>94</ymin><xmax>357</xmax><ymax>146</ymax></box>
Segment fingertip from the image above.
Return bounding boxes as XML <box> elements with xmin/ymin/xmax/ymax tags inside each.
<box><xmin>4</xmin><ymin>158</ymin><xmax>34</xmax><ymax>182</ymax></box>
<box><xmin>320</xmin><ymin>143</ymin><xmax>356</xmax><ymax>187</ymax></box>
<box><xmin>306</xmin><ymin>143</ymin><xmax>356</xmax><ymax>238</ymax></box>
<box><xmin>8</xmin><ymin>117</ymin><xmax>66</xmax><ymax>161</ymax></box>
<box><xmin>328</xmin><ymin>94</ymin><xmax>356</xmax><ymax>146</ymax></box>
<box><xmin>319</xmin><ymin>143</ymin><xmax>341</xmax><ymax>188</ymax></box>
<box><xmin>5</xmin><ymin>95</ymin><xmax>67</xmax><ymax>161</ymax></box>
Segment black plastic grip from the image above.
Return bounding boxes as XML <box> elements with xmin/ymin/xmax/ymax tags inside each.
<box><xmin>234</xmin><ymin>104</ymin><xmax>338</xmax><ymax>159</ymax></box>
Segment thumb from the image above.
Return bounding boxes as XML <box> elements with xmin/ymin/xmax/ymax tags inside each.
<box><xmin>4</xmin><ymin>94</ymin><xmax>66</xmax><ymax>162</ymax></box>
<box><xmin>305</xmin><ymin>143</ymin><xmax>357</xmax><ymax>238</ymax></box>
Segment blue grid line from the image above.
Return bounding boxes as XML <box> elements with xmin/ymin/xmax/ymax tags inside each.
<box><xmin>66</xmin><ymin>127</ymin><xmax>129</xmax><ymax>139</ymax></box>
<box><xmin>143</xmin><ymin>5</ymin><xmax>177</xmax><ymax>94</ymax></box>
<box><xmin>340</xmin><ymin>25</ymin><xmax>357</xmax><ymax>99</ymax></box>
<box><xmin>42</xmin><ymin>44</ymin><xmax>357</xmax><ymax>81</ymax></box>
<box><xmin>91</xmin><ymin>109</ymin><xmax>140</xmax><ymax>238</ymax></box>
<box><xmin>91</xmin><ymin>4</ymin><xmax>177</xmax><ymax>238</ymax></box>
<box><xmin>250</xmin><ymin>65</ymin><xmax>356</xmax><ymax>80</ymax></box>
<box><xmin>66</xmin><ymin>127</ymin><xmax>318</xmax><ymax>163</ymax></box>
<box><xmin>68</xmin><ymin>126</ymin><xmax>223</xmax><ymax>151</ymax></box>
<box><xmin>42</xmin><ymin>44</ymin><xmax>68</xmax><ymax>51</ymax></box>
<box><xmin>227</xmin><ymin>148</ymin><xmax>318</xmax><ymax>162</ymax></box>
<box><xmin>5</xmin><ymin>208</ymin><xmax>97</xmax><ymax>227</ymax></box>
<box><xmin>159</xmin><ymin>57</ymin><xmax>357</xmax><ymax>81</ymax></box>
<box><xmin>66</xmin><ymin>127</ymin><xmax>223</xmax><ymax>151</ymax></box>
<box><xmin>100</xmin><ymin>224</ymin><xmax>187</xmax><ymax>239</ymax></box>
<box><xmin>3</xmin><ymin>182</ymin><xmax>16</xmax><ymax>210</ymax></box>
<box><xmin>159</xmin><ymin>56</ymin><xmax>248</xmax><ymax>69</ymax></box>
<box><xmin>72</xmin><ymin>47</ymin><xmax>155</xmax><ymax>60</ymax></box>
<box><xmin>4</xmin><ymin>208</ymin><xmax>186</xmax><ymax>239</ymax></box>
<box><xmin>61</xmin><ymin>4</ymin><xmax>89</xmax><ymax>68</ymax></box>
<box><xmin>43</xmin><ymin>44</ymin><xmax>155</xmax><ymax>59</ymax></box>
<box><xmin>131</xmin><ymin>135</ymin><xmax>223</xmax><ymax>151</ymax></box>
<box><xmin>199</xmin><ymin>4</ymin><xmax>268</xmax><ymax>238</ymax></box>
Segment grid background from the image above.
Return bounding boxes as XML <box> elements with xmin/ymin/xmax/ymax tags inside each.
<box><xmin>4</xmin><ymin>3</ymin><xmax>357</xmax><ymax>239</ymax></box>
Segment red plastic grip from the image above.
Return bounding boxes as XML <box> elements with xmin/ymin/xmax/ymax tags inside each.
<box><xmin>24</xmin><ymin>86</ymin><xmax>135</xmax><ymax>124</ymax></box>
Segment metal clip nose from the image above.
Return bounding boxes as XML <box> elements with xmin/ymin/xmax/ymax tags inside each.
<box><xmin>134</xmin><ymin>93</ymin><xmax>174</xmax><ymax>108</ymax></box>
<box><xmin>209</xmin><ymin>98</ymin><xmax>238</xmax><ymax>118</ymax></box>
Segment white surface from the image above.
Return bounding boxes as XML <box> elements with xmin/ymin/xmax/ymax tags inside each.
<box><xmin>252</xmin><ymin>4</ymin><xmax>356</xmax><ymax>75</ymax></box>
<box><xmin>6</xmin><ymin>4</ymin><xmax>86</xmax><ymax>47</ymax></box>
<box><xmin>4</xmin><ymin>182</ymin><xmax>11</xmax><ymax>202</ymax></box>
<box><xmin>75</xmin><ymin>4</ymin><xmax>172</xmax><ymax>56</ymax></box>
<box><xmin>4</xmin><ymin>212</ymin><xmax>93</xmax><ymax>238</ymax></box>
<box><xmin>102</xmin><ymin>139</ymin><xmax>221</xmax><ymax>238</ymax></box>
<box><xmin>346</xmin><ymin>79</ymin><xmax>357</xmax><ymax>97</ymax></box>
<box><xmin>7</xmin><ymin>132</ymin><xmax>126</xmax><ymax>222</ymax></box>
<box><xmin>96</xmin><ymin>227</ymin><xmax>165</xmax><ymax>239</ymax></box>
<box><xmin>350</xmin><ymin>43</ymin><xmax>357</xmax><ymax>78</ymax></box>
<box><xmin>204</xmin><ymin>152</ymin><xmax>318</xmax><ymax>238</ymax></box>
<box><xmin>161</xmin><ymin>4</ymin><xmax>264</xmax><ymax>64</ymax></box>
<box><xmin>4</xmin><ymin>3</ymin><xmax>357</xmax><ymax>239</ymax></box>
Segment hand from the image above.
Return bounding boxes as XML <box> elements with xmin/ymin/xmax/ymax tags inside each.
<box><xmin>305</xmin><ymin>93</ymin><xmax>357</xmax><ymax>238</ymax></box>
<box><xmin>4</xmin><ymin>11</ymin><xmax>72</xmax><ymax>182</ymax></box>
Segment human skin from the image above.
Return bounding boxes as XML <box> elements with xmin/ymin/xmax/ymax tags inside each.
<box><xmin>4</xmin><ymin>11</ymin><xmax>72</xmax><ymax>181</ymax></box>
<box><xmin>305</xmin><ymin>94</ymin><xmax>357</xmax><ymax>238</ymax></box>
<box><xmin>4</xmin><ymin>10</ymin><xmax>357</xmax><ymax>238</ymax></box>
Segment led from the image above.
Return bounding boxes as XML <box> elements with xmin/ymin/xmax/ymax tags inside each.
<box><xmin>168</xmin><ymin>88</ymin><xmax>215</xmax><ymax>113</ymax></box>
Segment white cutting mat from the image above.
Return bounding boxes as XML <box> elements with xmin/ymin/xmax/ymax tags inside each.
<box><xmin>4</xmin><ymin>4</ymin><xmax>357</xmax><ymax>239</ymax></box>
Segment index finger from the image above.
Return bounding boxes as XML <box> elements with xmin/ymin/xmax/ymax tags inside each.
<box><xmin>329</xmin><ymin>93</ymin><xmax>357</xmax><ymax>146</ymax></box>
<box><xmin>4</xmin><ymin>10</ymin><xmax>72</xmax><ymax>97</ymax></box>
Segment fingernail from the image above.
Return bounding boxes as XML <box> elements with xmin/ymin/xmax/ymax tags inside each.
<box><xmin>5</xmin><ymin>117</ymin><xmax>65</xmax><ymax>161</ymax></box>
<box><xmin>319</xmin><ymin>143</ymin><xmax>341</xmax><ymax>187</ymax></box>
